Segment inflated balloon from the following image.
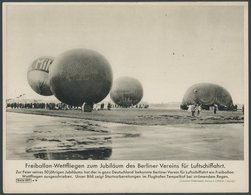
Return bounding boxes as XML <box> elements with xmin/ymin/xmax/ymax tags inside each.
<box><xmin>49</xmin><ymin>49</ymin><xmax>113</xmax><ymax>107</ymax></box>
<box><xmin>27</xmin><ymin>56</ymin><xmax>54</xmax><ymax>96</ymax></box>
<box><xmin>110</xmin><ymin>77</ymin><xmax>143</xmax><ymax>107</ymax></box>
<box><xmin>180</xmin><ymin>83</ymin><xmax>234</xmax><ymax>110</ymax></box>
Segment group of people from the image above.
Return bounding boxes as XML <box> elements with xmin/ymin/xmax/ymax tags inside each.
<box><xmin>7</xmin><ymin>102</ymin><xmax>73</xmax><ymax>110</ymax></box>
<box><xmin>187</xmin><ymin>104</ymin><xmax>220</xmax><ymax>116</ymax></box>
<box><xmin>6</xmin><ymin>101</ymin><xmax>149</xmax><ymax>111</ymax></box>
<box><xmin>187</xmin><ymin>104</ymin><xmax>202</xmax><ymax>117</ymax></box>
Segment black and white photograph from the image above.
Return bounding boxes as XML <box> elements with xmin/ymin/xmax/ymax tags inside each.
<box><xmin>3</xmin><ymin>2</ymin><xmax>248</xmax><ymax>193</ymax></box>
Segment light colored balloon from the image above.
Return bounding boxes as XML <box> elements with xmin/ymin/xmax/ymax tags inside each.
<box><xmin>27</xmin><ymin>56</ymin><xmax>54</xmax><ymax>96</ymax></box>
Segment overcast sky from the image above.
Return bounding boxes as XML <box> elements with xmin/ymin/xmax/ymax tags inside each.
<box><xmin>4</xmin><ymin>3</ymin><xmax>247</xmax><ymax>104</ymax></box>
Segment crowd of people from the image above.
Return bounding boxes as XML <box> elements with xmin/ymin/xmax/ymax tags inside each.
<box><xmin>7</xmin><ymin>102</ymin><xmax>79</xmax><ymax>110</ymax></box>
<box><xmin>6</xmin><ymin>101</ymin><xmax>149</xmax><ymax>111</ymax></box>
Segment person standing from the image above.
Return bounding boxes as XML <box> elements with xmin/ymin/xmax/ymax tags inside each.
<box><xmin>213</xmin><ymin>104</ymin><xmax>218</xmax><ymax>114</ymax></box>
<box><xmin>197</xmin><ymin>104</ymin><xmax>202</xmax><ymax>116</ymax></box>
<box><xmin>187</xmin><ymin>105</ymin><xmax>192</xmax><ymax>115</ymax></box>
<box><xmin>191</xmin><ymin>105</ymin><xmax>196</xmax><ymax>117</ymax></box>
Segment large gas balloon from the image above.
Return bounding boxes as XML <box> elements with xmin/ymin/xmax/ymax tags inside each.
<box><xmin>49</xmin><ymin>49</ymin><xmax>113</xmax><ymax>106</ymax></box>
<box><xmin>27</xmin><ymin>56</ymin><xmax>54</xmax><ymax>96</ymax></box>
<box><xmin>110</xmin><ymin>77</ymin><xmax>143</xmax><ymax>107</ymax></box>
<box><xmin>180</xmin><ymin>83</ymin><xmax>234</xmax><ymax>110</ymax></box>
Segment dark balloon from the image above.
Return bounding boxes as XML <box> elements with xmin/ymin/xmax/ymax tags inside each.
<box><xmin>110</xmin><ymin>77</ymin><xmax>143</xmax><ymax>107</ymax></box>
<box><xmin>180</xmin><ymin>83</ymin><xmax>234</xmax><ymax>110</ymax></box>
<box><xmin>49</xmin><ymin>49</ymin><xmax>113</xmax><ymax>106</ymax></box>
<box><xmin>27</xmin><ymin>56</ymin><xmax>54</xmax><ymax>96</ymax></box>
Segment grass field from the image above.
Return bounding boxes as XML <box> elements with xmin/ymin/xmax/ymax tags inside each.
<box><xmin>7</xmin><ymin>108</ymin><xmax>244</xmax><ymax>125</ymax></box>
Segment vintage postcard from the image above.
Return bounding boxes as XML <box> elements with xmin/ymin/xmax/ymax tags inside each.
<box><xmin>2</xmin><ymin>2</ymin><xmax>248</xmax><ymax>193</ymax></box>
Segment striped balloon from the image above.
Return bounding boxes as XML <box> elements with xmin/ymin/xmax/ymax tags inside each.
<box><xmin>27</xmin><ymin>56</ymin><xmax>54</xmax><ymax>96</ymax></box>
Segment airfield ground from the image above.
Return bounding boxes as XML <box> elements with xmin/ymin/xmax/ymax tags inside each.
<box><xmin>7</xmin><ymin>108</ymin><xmax>244</xmax><ymax>125</ymax></box>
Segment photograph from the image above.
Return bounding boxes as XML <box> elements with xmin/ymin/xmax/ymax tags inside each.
<box><xmin>4</xmin><ymin>2</ymin><xmax>246</xmax><ymax>161</ymax></box>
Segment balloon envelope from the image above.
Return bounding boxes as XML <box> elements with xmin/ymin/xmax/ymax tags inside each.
<box><xmin>49</xmin><ymin>49</ymin><xmax>113</xmax><ymax>106</ymax></box>
<box><xmin>180</xmin><ymin>83</ymin><xmax>234</xmax><ymax>110</ymax></box>
<box><xmin>27</xmin><ymin>56</ymin><xmax>54</xmax><ymax>96</ymax></box>
<box><xmin>110</xmin><ymin>77</ymin><xmax>143</xmax><ymax>107</ymax></box>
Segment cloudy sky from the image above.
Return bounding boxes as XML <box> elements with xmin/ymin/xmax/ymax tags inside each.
<box><xmin>4</xmin><ymin>3</ymin><xmax>247</xmax><ymax>104</ymax></box>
